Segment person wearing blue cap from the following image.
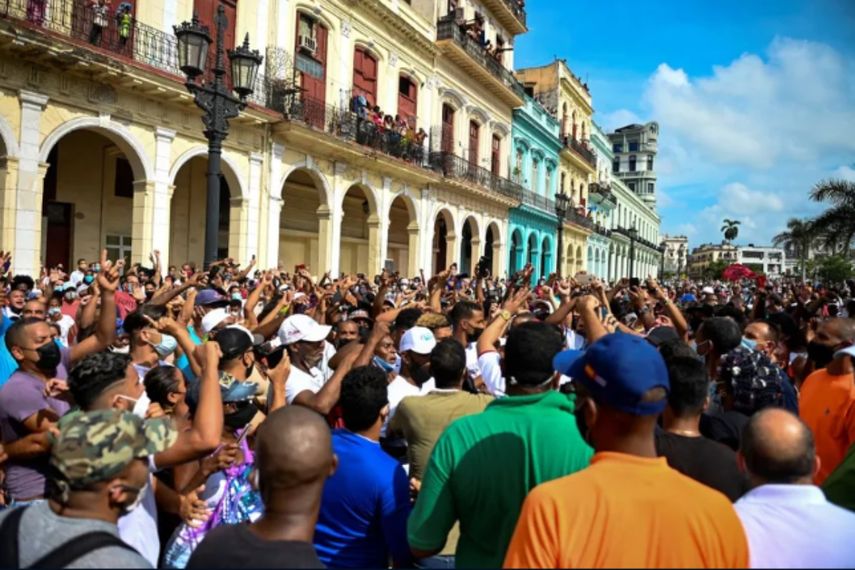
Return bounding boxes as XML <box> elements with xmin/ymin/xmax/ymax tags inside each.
<box><xmin>505</xmin><ymin>333</ymin><xmax>749</xmax><ymax>568</ymax></box>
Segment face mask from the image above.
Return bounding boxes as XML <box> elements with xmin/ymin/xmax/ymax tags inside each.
<box><xmin>373</xmin><ymin>355</ymin><xmax>401</xmax><ymax>375</ymax></box>
<box><xmin>231</xmin><ymin>293</ymin><xmax>242</xmax><ymax>301</ymax></box>
<box><xmin>117</xmin><ymin>392</ymin><xmax>150</xmax><ymax>418</ymax></box>
<box><xmin>83</xmin><ymin>275</ymin><xmax>94</xmax><ymax>285</ymax></box>
<box><xmin>807</xmin><ymin>341</ymin><xmax>836</xmax><ymax>369</ymax></box>
<box><xmin>149</xmin><ymin>333</ymin><xmax>178</xmax><ymax>358</ymax></box>
<box><xmin>224</xmin><ymin>401</ymin><xmax>259</xmax><ymax>430</ymax></box>
<box><xmin>35</xmin><ymin>340</ymin><xmax>62</xmax><ymax>373</ymax></box>
<box><xmin>92</xmin><ymin>264</ymin><xmax>101</xmax><ymax>272</ymax></box>
<box><xmin>741</xmin><ymin>337</ymin><xmax>758</xmax><ymax>351</ymax></box>
<box><xmin>48</xmin><ymin>307</ymin><xmax>61</xmax><ymax>317</ymax></box>
<box><xmin>110</xmin><ymin>344</ymin><xmax>130</xmax><ymax>354</ymax></box>
<box><xmin>409</xmin><ymin>359</ymin><xmax>432</xmax><ymax>386</ymax></box>
<box><xmin>466</xmin><ymin>327</ymin><xmax>484</xmax><ymax>344</ymax></box>
<box><xmin>64</xmin><ymin>291</ymin><xmax>77</xmax><ymax>301</ymax></box>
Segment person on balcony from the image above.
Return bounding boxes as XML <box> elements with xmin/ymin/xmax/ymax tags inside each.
<box><xmin>116</xmin><ymin>4</ymin><xmax>132</xmax><ymax>47</ymax></box>
<box><xmin>89</xmin><ymin>0</ymin><xmax>111</xmax><ymax>46</ymax></box>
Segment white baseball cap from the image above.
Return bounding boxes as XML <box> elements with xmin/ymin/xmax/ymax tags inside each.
<box><xmin>201</xmin><ymin>307</ymin><xmax>231</xmax><ymax>335</ymax></box>
<box><xmin>701</xmin><ymin>286</ymin><xmax>715</xmax><ymax>295</ymax></box>
<box><xmin>399</xmin><ymin>326</ymin><xmax>437</xmax><ymax>355</ymax></box>
<box><xmin>278</xmin><ymin>314</ymin><xmax>332</xmax><ymax>345</ymax></box>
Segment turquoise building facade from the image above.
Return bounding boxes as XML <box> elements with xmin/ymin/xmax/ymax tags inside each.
<box><xmin>508</xmin><ymin>95</ymin><xmax>562</xmax><ymax>280</ymax></box>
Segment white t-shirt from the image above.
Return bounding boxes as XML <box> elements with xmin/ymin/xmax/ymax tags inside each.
<box><xmin>478</xmin><ymin>351</ymin><xmax>505</xmax><ymax>397</ymax></box>
<box><xmin>465</xmin><ymin>342</ymin><xmax>483</xmax><ymax>383</ymax></box>
<box><xmin>383</xmin><ymin>375</ymin><xmax>433</xmax><ymax>437</ymax></box>
<box><xmin>117</xmin><ymin>467</ymin><xmax>159</xmax><ymax>566</ymax></box>
<box><xmin>51</xmin><ymin>314</ymin><xmax>76</xmax><ymax>346</ymax></box>
<box><xmin>285</xmin><ymin>365</ymin><xmax>328</xmax><ymax>404</ymax></box>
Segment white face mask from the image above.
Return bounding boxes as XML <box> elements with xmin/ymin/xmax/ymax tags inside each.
<box><xmin>110</xmin><ymin>344</ymin><xmax>130</xmax><ymax>354</ymax></box>
<box><xmin>117</xmin><ymin>392</ymin><xmax>151</xmax><ymax>419</ymax></box>
<box><xmin>148</xmin><ymin>333</ymin><xmax>178</xmax><ymax>358</ymax></box>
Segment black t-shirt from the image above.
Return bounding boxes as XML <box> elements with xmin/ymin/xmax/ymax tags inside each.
<box><xmin>655</xmin><ymin>431</ymin><xmax>748</xmax><ymax>502</ymax></box>
<box><xmin>699</xmin><ymin>410</ymin><xmax>749</xmax><ymax>451</ymax></box>
<box><xmin>186</xmin><ymin>523</ymin><xmax>324</xmax><ymax>569</ymax></box>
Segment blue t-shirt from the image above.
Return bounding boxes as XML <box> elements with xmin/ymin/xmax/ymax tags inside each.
<box><xmin>679</xmin><ymin>293</ymin><xmax>698</xmax><ymax>304</ymax></box>
<box><xmin>175</xmin><ymin>324</ymin><xmax>202</xmax><ymax>382</ymax></box>
<box><xmin>314</xmin><ymin>429</ymin><xmax>412</xmax><ymax>568</ymax></box>
<box><xmin>0</xmin><ymin>314</ymin><xmax>19</xmax><ymax>389</ymax></box>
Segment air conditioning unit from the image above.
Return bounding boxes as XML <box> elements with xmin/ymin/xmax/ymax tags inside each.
<box><xmin>298</xmin><ymin>35</ymin><xmax>317</xmax><ymax>54</ymax></box>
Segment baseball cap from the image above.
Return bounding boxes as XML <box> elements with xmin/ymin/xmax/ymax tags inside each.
<box><xmin>348</xmin><ymin>309</ymin><xmax>371</xmax><ymax>321</ymax></box>
<box><xmin>50</xmin><ymin>409</ymin><xmax>176</xmax><ymax>488</ymax></box>
<box><xmin>215</xmin><ymin>326</ymin><xmax>258</xmax><ymax>360</ymax></box>
<box><xmin>645</xmin><ymin>326</ymin><xmax>680</xmax><ymax>347</ymax></box>
<box><xmin>553</xmin><ymin>333</ymin><xmax>670</xmax><ymax>416</ymax></box>
<box><xmin>399</xmin><ymin>326</ymin><xmax>436</xmax><ymax>355</ymax></box>
<box><xmin>186</xmin><ymin>373</ymin><xmax>260</xmax><ymax>410</ymax></box>
<box><xmin>196</xmin><ymin>288</ymin><xmax>229</xmax><ymax>307</ymax></box>
<box><xmin>277</xmin><ymin>314</ymin><xmax>332</xmax><ymax>345</ymax></box>
<box><xmin>201</xmin><ymin>307</ymin><xmax>231</xmax><ymax>335</ymax></box>
<box><xmin>835</xmin><ymin>345</ymin><xmax>855</xmax><ymax>359</ymax></box>
<box><xmin>701</xmin><ymin>286</ymin><xmax>715</xmax><ymax>295</ymax></box>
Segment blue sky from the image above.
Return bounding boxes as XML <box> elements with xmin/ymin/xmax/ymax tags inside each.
<box><xmin>515</xmin><ymin>0</ymin><xmax>855</xmax><ymax>247</ymax></box>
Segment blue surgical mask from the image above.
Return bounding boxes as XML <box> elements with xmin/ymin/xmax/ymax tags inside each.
<box><xmin>373</xmin><ymin>355</ymin><xmax>401</xmax><ymax>375</ymax></box>
<box><xmin>149</xmin><ymin>333</ymin><xmax>178</xmax><ymax>358</ymax></box>
<box><xmin>231</xmin><ymin>293</ymin><xmax>242</xmax><ymax>301</ymax></box>
<box><xmin>741</xmin><ymin>337</ymin><xmax>758</xmax><ymax>351</ymax></box>
<box><xmin>83</xmin><ymin>275</ymin><xmax>94</xmax><ymax>285</ymax></box>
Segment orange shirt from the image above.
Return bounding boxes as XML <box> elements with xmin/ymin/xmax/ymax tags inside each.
<box><xmin>799</xmin><ymin>368</ymin><xmax>855</xmax><ymax>484</ymax></box>
<box><xmin>503</xmin><ymin>452</ymin><xmax>748</xmax><ymax>569</ymax></box>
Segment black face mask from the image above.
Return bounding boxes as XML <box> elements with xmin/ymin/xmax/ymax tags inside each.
<box><xmin>466</xmin><ymin>327</ymin><xmax>484</xmax><ymax>344</ymax></box>
<box><xmin>224</xmin><ymin>401</ymin><xmax>258</xmax><ymax>430</ymax></box>
<box><xmin>573</xmin><ymin>401</ymin><xmax>592</xmax><ymax>446</ymax></box>
<box><xmin>807</xmin><ymin>341</ymin><xmax>836</xmax><ymax>369</ymax></box>
<box><xmin>409</xmin><ymin>361</ymin><xmax>432</xmax><ymax>386</ymax></box>
<box><xmin>35</xmin><ymin>341</ymin><xmax>62</xmax><ymax>373</ymax></box>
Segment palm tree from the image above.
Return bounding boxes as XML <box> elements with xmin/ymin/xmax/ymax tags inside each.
<box><xmin>721</xmin><ymin>219</ymin><xmax>741</xmax><ymax>243</ymax></box>
<box><xmin>772</xmin><ymin>218</ymin><xmax>816</xmax><ymax>281</ymax></box>
<box><xmin>810</xmin><ymin>179</ymin><xmax>855</xmax><ymax>257</ymax></box>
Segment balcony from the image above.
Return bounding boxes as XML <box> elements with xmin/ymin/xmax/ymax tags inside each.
<box><xmin>1</xmin><ymin>0</ymin><xmax>181</xmax><ymax>76</ymax></box>
<box><xmin>480</xmin><ymin>0</ymin><xmax>527</xmax><ymax>34</ymax></box>
<box><xmin>592</xmin><ymin>223</ymin><xmax>611</xmax><ymax>238</ymax></box>
<box><xmin>563</xmin><ymin>209</ymin><xmax>594</xmax><ymax>231</ymax></box>
<box><xmin>428</xmin><ymin>151</ymin><xmax>523</xmax><ymax>201</ymax></box>
<box><xmin>520</xmin><ymin>189</ymin><xmax>556</xmax><ymax>215</ymax></box>
<box><xmin>561</xmin><ymin>136</ymin><xmax>597</xmax><ymax>170</ymax></box>
<box><xmin>613</xmin><ymin>227</ymin><xmax>661</xmax><ymax>251</ymax></box>
<box><xmin>589</xmin><ymin>182</ymin><xmax>617</xmax><ymax>206</ymax></box>
<box><xmin>435</xmin><ymin>16</ymin><xmax>525</xmax><ymax>107</ymax></box>
<box><xmin>281</xmin><ymin>95</ymin><xmax>430</xmax><ymax>166</ymax></box>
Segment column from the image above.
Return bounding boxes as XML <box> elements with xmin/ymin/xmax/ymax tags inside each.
<box><xmin>14</xmin><ymin>90</ymin><xmax>49</xmax><ymax>276</ymax></box>
<box><xmin>469</xmin><ymin>238</ymin><xmax>481</xmax><ymax>276</ymax></box>
<box><xmin>149</xmin><ymin>128</ymin><xmax>175</xmax><ymax>270</ymax></box>
<box><xmin>417</xmin><ymin>188</ymin><xmax>434</xmax><ymax>273</ymax></box>
<box><xmin>0</xmin><ymin>156</ymin><xmax>20</xmax><ymax>252</ymax></box>
<box><xmin>264</xmin><ymin>143</ymin><xmax>285</xmax><ymax>269</ymax></box>
<box><xmin>407</xmin><ymin>222</ymin><xmax>420</xmax><ymax>278</ymax></box>
<box><xmin>227</xmin><ymin>196</ymin><xmax>250</xmax><ymax>262</ymax></box>
<box><xmin>376</xmin><ymin>177</ymin><xmax>392</xmax><ymax>275</ymax></box>
<box><xmin>367</xmin><ymin>215</ymin><xmax>383</xmax><ymax>276</ymax></box>
<box><xmin>243</xmin><ymin>152</ymin><xmax>263</xmax><ymax>264</ymax></box>
<box><xmin>318</xmin><ymin>204</ymin><xmax>336</xmax><ymax>275</ymax></box>
<box><xmin>131</xmin><ymin>180</ymin><xmax>156</xmax><ymax>265</ymax></box>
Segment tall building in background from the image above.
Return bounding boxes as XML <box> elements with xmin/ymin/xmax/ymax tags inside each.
<box><xmin>608</xmin><ymin>122</ymin><xmax>659</xmax><ymax>208</ymax></box>
<box><xmin>662</xmin><ymin>235</ymin><xmax>689</xmax><ymax>276</ymax></box>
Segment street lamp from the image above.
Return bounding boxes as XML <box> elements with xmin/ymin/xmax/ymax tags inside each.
<box><xmin>659</xmin><ymin>240</ymin><xmax>667</xmax><ymax>279</ymax></box>
<box><xmin>627</xmin><ymin>225</ymin><xmax>638</xmax><ymax>279</ymax></box>
<box><xmin>555</xmin><ymin>191</ymin><xmax>570</xmax><ymax>277</ymax></box>
<box><xmin>175</xmin><ymin>8</ymin><xmax>262</xmax><ymax>268</ymax></box>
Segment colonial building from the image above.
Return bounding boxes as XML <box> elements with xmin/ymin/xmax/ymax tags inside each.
<box><xmin>688</xmin><ymin>242</ymin><xmax>738</xmax><ymax>278</ymax></box>
<box><xmin>0</xmin><ymin>0</ymin><xmax>529</xmax><ymax>278</ymax></box>
<box><xmin>609</xmin><ymin>122</ymin><xmax>658</xmax><ymax>208</ymax></box>
<box><xmin>516</xmin><ymin>59</ymin><xmax>596</xmax><ymax>276</ymax></box>
<box><xmin>737</xmin><ymin>245</ymin><xmax>786</xmax><ymax>277</ymax></box>
<box><xmin>590</xmin><ymin>122</ymin><xmax>661</xmax><ymax>280</ymax></box>
<box><xmin>662</xmin><ymin>234</ymin><xmax>689</xmax><ymax>277</ymax></box>
<box><xmin>507</xmin><ymin>93</ymin><xmax>560</xmax><ymax>281</ymax></box>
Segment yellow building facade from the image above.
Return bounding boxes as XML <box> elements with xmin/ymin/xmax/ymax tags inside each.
<box><xmin>516</xmin><ymin>60</ymin><xmax>597</xmax><ymax>275</ymax></box>
<box><xmin>0</xmin><ymin>0</ymin><xmax>528</xmax><ymax>278</ymax></box>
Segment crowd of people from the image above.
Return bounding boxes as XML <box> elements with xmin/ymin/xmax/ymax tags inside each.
<box><xmin>350</xmin><ymin>96</ymin><xmax>428</xmax><ymax>163</ymax></box>
<box><xmin>0</xmin><ymin>249</ymin><xmax>853</xmax><ymax>568</ymax></box>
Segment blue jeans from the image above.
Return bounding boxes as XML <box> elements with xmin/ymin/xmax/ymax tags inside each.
<box><xmin>416</xmin><ymin>555</ymin><xmax>455</xmax><ymax>569</ymax></box>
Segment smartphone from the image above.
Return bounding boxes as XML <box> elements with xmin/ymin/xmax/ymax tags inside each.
<box><xmin>629</xmin><ymin>277</ymin><xmax>641</xmax><ymax>289</ymax></box>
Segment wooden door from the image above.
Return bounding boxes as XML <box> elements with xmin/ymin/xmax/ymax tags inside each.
<box><xmin>296</xmin><ymin>14</ymin><xmax>327</xmax><ymax>127</ymax></box>
<box><xmin>353</xmin><ymin>47</ymin><xmax>378</xmax><ymax>107</ymax></box>
<box><xmin>441</xmin><ymin>104</ymin><xmax>454</xmax><ymax>154</ymax></box>
<box><xmin>44</xmin><ymin>202</ymin><xmax>73</xmax><ymax>269</ymax></box>
<box><xmin>490</xmin><ymin>134</ymin><xmax>500</xmax><ymax>175</ymax></box>
<box><xmin>468</xmin><ymin>120</ymin><xmax>479</xmax><ymax>166</ymax></box>
<box><xmin>397</xmin><ymin>75</ymin><xmax>418</xmax><ymax>124</ymax></box>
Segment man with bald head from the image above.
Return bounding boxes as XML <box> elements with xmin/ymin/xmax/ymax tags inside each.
<box><xmin>187</xmin><ymin>406</ymin><xmax>336</xmax><ymax>568</ymax></box>
<box><xmin>799</xmin><ymin>317</ymin><xmax>855</xmax><ymax>483</ymax></box>
<box><xmin>735</xmin><ymin>408</ymin><xmax>855</xmax><ymax>568</ymax></box>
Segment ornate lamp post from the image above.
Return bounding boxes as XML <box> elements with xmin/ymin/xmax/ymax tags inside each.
<box><xmin>174</xmin><ymin>7</ymin><xmax>262</xmax><ymax>268</ymax></box>
<box><xmin>659</xmin><ymin>240</ymin><xmax>667</xmax><ymax>279</ymax></box>
<box><xmin>555</xmin><ymin>191</ymin><xmax>570</xmax><ymax>277</ymax></box>
<box><xmin>628</xmin><ymin>225</ymin><xmax>638</xmax><ymax>279</ymax></box>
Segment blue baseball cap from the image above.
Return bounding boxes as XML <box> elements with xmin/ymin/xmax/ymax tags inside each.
<box><xmin>553</xmin><ymin>333</ymin><xmax>670</xmax><ymax>416</ymax></box>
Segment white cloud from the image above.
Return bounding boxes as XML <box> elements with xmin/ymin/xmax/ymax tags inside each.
<box><xmin>833</xmin><ymin>165</ymin><xmax>855</xmax><ymax>181</ymax></box>
<box><xmin>599</xmin><ymin>109</ymin><xmax>641</xmax><ymax>132</ymax></box>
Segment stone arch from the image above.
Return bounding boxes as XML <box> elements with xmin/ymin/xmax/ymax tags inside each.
<box><xmin>467</xmin><ymin>105</ymin><xmax>490</xmax><ymax>126</ymax></box>
<box><xmin>339</xmin><ymin>183</ymin><xmax>380</xmax><ymax>275</ymax></box>
<box><xmin>484</xmin><ymin>220</ymin><xmax>503</xmax><ymax>276</ymax></box>
<box><xmin>576</xmin><ymin>245</ymin><xmax>583</xmax><ymax>272</ymax></box>
<box><xmin>438</xmin><ymin>87</ymin><xmax>467</xmax><ymax>111</ymax></box>
<box><xmin>277</xmin><ymin>162</ymin><xmax>333</xmax><ymax>207</ymax></box>
<box><xmin>459</xmin><ymin>214</ymin><xmax>481</xmax><ymax>275</ymax></box>
<box><xmin>169</xmin><ymin>146</ymin><xmax>245</xmax><ymax>199</ymax></box>
<box><xmin>387</xmin><ymin>192</ymin><xmax>419</xmax><ymax>277</ymax></box>
<box><xmin>432</xmin><ymin>206</ymin><xmax>457</xmax><ymax>273</ymax></box>
<box><xmin>509</xmin><ymin>227</ymin><xmax>525</xmax><ymax>274</ymax></box>
<box><xmin>540</xmin><ymin>233</ymin><xmax>554</xmax><ymax>278</ymax></box>
<box><xmin>338</xmin><ymin>182</ymin><xmax>379</xmax><ymax>218</ymax></box>
<box><xmin>294</xmin><ymin>4</ymin><xmax>338</xmax><ymax>35</ymax></box>
<box><xmin>0</xmin><ymin>114</ymin><xmax>19</xmax><ymax>158</ymax></box>
<box><xmin>276</xmin><ymin>166</ymin><xmax>336</xmax><ymax>275</ymax></box>
<box><xmin>39</xmin><ymin>116</ymin><xmax>152</xmax><ymax>182</ymax></box>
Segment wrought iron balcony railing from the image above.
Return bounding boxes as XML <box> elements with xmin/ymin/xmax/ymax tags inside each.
<box><xmin>428</xmin><ymin>151</ymin><xmax>523</xmax><ymax>201</ymax></box>
<box><xmin>613</xmin><ymin>227</ymin><xmax>661</xmax><ymax>250</ymax></box>
<box><xmin>592</xmin><ymin>223</ymin><xmax>612</xmax><ymax>237</ymax></box>
<box><xmin>561</xmin><ymin>135</ymin><xmax>597</xmax><ymax>168</ymax></box>
<box><xmin>520</xmin><ymin>189</ymin><xmax>556</xmax><ymax>215</ymax></box>
<box><xmin>589</xmin><ymin>182</ymin><xmax>617</xmax><ymax>205</ymax></box>
<box><xmin>563</xmin><ymin>209</ymin><xmax>594</xmax><ymax>230</ymax></box>
<box><xmin>1</xmin><ymin>0</ymin><xmax>180</xmax><ymax>76</ymax></box>
<box><xmin>435</xmin><ymin>16</ymin><xmax>526</xmax><ymax>100</ymax></box>
<box><xmin>500</xmin><ymin>0</ymin><xmax>527</xmax><ymax>26</ymax></box>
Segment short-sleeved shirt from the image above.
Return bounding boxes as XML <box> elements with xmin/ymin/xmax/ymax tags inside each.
<box><xmin>478</xmin><ymin>351</ymin><xmax>505</xmax><ymax>396</ymax></box>
<box><xmin>0</xmin><ymin>314</ymin><xmax>18</xmax><ymax>388</ymax></box>
<box><xmin>284</xmin><ymin>365</ymin><xmax>328</xmax><ymax>405</ymax></box>
<box><xmin>0</xmin><ymin>501</ymin><xmax>150</xmax><ymax>568</ymax></box>
<box><xmin>824</xmin><ymin>441</ymin><xmax>855</xmax><ymax>512</ymax></box>
<box><xmin>314</xmin><ymin>429</ymin><xmax>412</xmax><ymax>568</ymax></box>
<box><xmin>799</xmin><ymin>368</ymin><xmax>855</xmax><ymax>484</ymax></box>
<box><xmin>503</xmin><ymin>452</ymin><xmax>749</xmax><ymax>568</ymax></box>
<box><xmin>407</xmin><ymin>390</ymin><xmax>593</xmax><ymax>568</ymax></box>
<box><xmin>389</xmin><ymin>389</ymin><xmax>493</xmax><ymax>481</ymax></box>
<box><xmin>187</xmin><ymin>524</ymin><xmax>323</xmax><ymax>569</ymax></box>
<box><xmin>655</xmin><ymin>431</ymin><xmax>748</xmax><ymax>502</ymax></box>
<box><xmin>0</xmin><ymin>346</ymin><xmax>72</xmax><ymax>500</ymax></box>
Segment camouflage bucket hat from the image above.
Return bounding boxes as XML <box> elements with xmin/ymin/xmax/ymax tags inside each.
<box><xmin>50</xmin><ymin>409</ymin><xmax>177</xmax><ymax>488</ymax></box>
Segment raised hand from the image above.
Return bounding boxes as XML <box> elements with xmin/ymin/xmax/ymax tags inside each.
<box><xmin>96</xmin><ymin>250</ymin><xmax>120</xmax><ymax>293</ymax></box>
<box><xmin>503</xmin><ymin>286</ymin><xmax>531</xmax><ymax>314</ymax></box>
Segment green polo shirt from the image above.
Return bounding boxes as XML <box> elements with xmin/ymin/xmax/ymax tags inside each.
<box><xmin>407</xmin><ymin>390</ymin><xmax>593</xmax><ymax>568</ymax></box>
<box><xmin>824</xmin><ymin>441</ymin><xmax>855</xmax><ymax>512</ymax></box>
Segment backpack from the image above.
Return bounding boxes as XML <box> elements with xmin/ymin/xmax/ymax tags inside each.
<box><xmin>0</xmin><ymin>506</ymin><xmax>137</xmax><ymax>568</ymax></box>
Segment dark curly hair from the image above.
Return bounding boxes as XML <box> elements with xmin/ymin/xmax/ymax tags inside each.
<box><xmin>339</xmin><ymin>365</ymin><xmax>388</xmax><ymax>432</ymax></box>
<box><xmin>68</xmin><ymin>352</ymin><xmax>132</xmax><ymax>411</ymax></box>
<box><xmin>144</xmin><ymin>365</ymin><xmax>182</xmax><ymax>408</ymax></box>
